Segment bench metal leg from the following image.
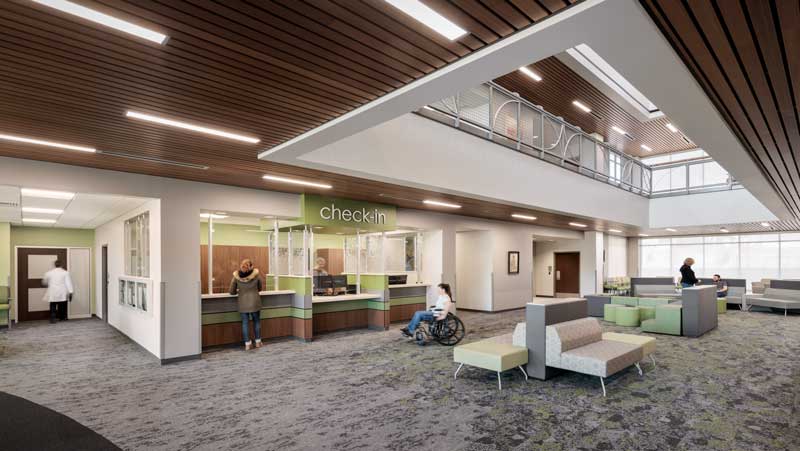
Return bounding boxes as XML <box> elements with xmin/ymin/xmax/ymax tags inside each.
<box><xmin>497</xmin><ymin>371</ymin><xmax>502</xmax><ymax>390</ymax></box>
<box><xmin>518</xmin><ymin>365</ymin><xmax>528</xmax><ymax>381</ymax></box>
<box><xmin>600</xmin><ymin>377</ymin><xmax>606</xmax><ymax>397</ymax></box>
<box><xmin>635</xmin><ymin>362</ymin><xmax>642</xmax><ymax>376</ymax></box>
<box><xmin>454</xmin><ymin>363</ymin><xmax>463</xmax><ymax>380</ymax></box>
<box><xmin>650</xmin><ymin>354</ymin><xmax>656</xmax><ymax>368</ymax></box>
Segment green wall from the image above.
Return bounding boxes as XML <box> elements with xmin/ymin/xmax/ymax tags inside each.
<box><xmin>0</xmin><ymin>223</ymin><xmax>10</xmax><ymax>288</ymax></box>
<box><xmin>200</xmin><ymin>223</ymin><xmax>269</xmax><ymax>246</ymax></box>
<box><xmin>10</xmin><ymin>226</ymin><xmax>96</xmax><ymax>317</ymax></box>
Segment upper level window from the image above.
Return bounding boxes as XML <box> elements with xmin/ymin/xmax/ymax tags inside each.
<box><xmin>125</xmin><ymin>212</ymin><xmax>150</xmax><ymax>277</ymax></box>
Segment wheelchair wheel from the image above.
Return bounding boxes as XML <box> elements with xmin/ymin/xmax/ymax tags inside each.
<box><xmin>415</xmin><ymin>330</ymin><xmax>426</xmax><ymax>346</ymax></box>
<box><xmin>435</xmin><ymin>314</ymin><xmax>465</xmax><ymax>346</ymax></box>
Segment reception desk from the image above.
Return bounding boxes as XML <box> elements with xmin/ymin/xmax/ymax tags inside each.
<box><xmin>311</xmin><ymin>293</ymin><xmax>387</xmax><ymax>334</ymax></box>
<box><xmin>388</xmin><ymin>284</ymin><xmax>429</xmax><ymax>322</ymax></box>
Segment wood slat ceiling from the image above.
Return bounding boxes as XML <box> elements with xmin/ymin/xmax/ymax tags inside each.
<box><xmin>641</xmin><ymin>0</ymin><xmax>800</xmax><ymax>220</ymax></box>
<box><xmin>494</xmin><ymin>57</ymin><xmax>696</xmax><ymax>157</ymax></box>
<box><xmin>2</xmin><ymin>0</ymin><xmax>649</xmax><ymax>235</ymax></box>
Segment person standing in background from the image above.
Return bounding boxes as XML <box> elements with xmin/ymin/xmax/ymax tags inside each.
<box><xmin>42</xmin><ymin>260</ymin><xmax>73</xmax><ymax>323</ymax></box>
<box><xmin>230</xmin><ymin>259</ymin><xmax>263</xmax><ymax>350</ymax></box>
<box><xmin>679</xmin><ymin>258</ymin><xmax>698</xmax><ymax>288</ymax></box>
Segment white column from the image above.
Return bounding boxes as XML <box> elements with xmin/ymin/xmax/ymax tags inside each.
<box><xmin>356</xmin><ymin>231</ymin><xmax>361</xmax><ymax>294</ymax></box>
<box><xmin>207</xmin><ymin>216</ymin><xmax>213</xmax><ymax>295</ymax></box>
<box><xmin>272</xmin><ymin>219</ymin><xmax>279</xmax><ymax>290</ymax></box>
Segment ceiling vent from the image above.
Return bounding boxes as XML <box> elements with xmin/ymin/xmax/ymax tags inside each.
<box><xmin>0</xmin><ymin>185</ymin><xmax>20</xmax><ymax>207</ymax></box>
<box><xmin>623</xmin><ymin>132</ymin><xmax>635</xmax><ymax>141</ymax></box>
<box><xmin>590</xmin><ymin>111</ymin><xmax>604</xmax><ymax>120</ymax></box>
<box><xmin>682</xmin><ymin>136</ymin><xmax>693</xmax><ymax>145</ymax></box>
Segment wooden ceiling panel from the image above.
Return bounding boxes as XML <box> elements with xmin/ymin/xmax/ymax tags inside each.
<box><xmin>641</xmin><ymin>0</ymin><xmax>800</xmax><ymax>219</ymax></box>
<box><xmin>494</xmin><ymin>57</ymin><xmax>696</xmax><ymax>157</ymax></box>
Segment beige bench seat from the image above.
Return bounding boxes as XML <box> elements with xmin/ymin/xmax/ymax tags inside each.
<box><xmin>453</xmin><ymin>339</ymin><xmax>528</xmax><ymax>390</ymax></box>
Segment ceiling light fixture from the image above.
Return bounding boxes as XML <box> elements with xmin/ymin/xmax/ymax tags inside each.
<box><xmin>22</xmin><ymin>207</ymin><xmax>64</xmax><ymax>215</ymax></box>
<box><xmin>569</xmin><ymin>222</ymin><xmax>587</xmax><ymax>228</ymax></box>
<box><xmin>572</xmin><ymin>100</ymin><xmax>591</xmax><ymax>113</ymax></box>
<box><xmin>383</xmin><ymin>0</ymin><xmax>466</xmax><ymax>40</ymax></box>
<box><xmin>20</xmin><ymin>188</ymin><xmax>75</xmax><ymax>200</ymax></box>
<box><xmin>761</xmin><ymin>222</ymin><xmax>771</xmax><ymax>228</ymax></box>
<box><xmin>0</xmin><ymin>133</ymin><xmax>95</xmax><ymax>153</ymax></box>
<box><xmin>638</xmin><ymin>233</ymin><xmax>650</xmax><ymax>237</ymax></box>
<box><xmin>519</xmin><ymin>66</ymin><xmax>542</xmax><ymax>82</ymax></box>
<box><xmin>641</xmin><ymin>144</ymin><xmax>652</xmax><ymax>152</ymax></box>
<box><xmin>423</xmin><ymin>200</ymin><xmax>461</xmax><ymax>209</ymax></box>
<box><xmin>200</xmin><ymin>213</ymin><xmax>228</xmax><ymax>219</ymax></box>
<box><xmin>512</xmin><ymin>214</ymin><xmax>537</xmax><ymax>220</ymax></box>
<box><xmin>23</xmin><ymin>218</ymin><xmax>57</xmax><ymax>224</ymax></box>
<box><xmin>608</xmin><ymin>229</ymin><xmax>622</xmax><ymax>233</ymax></box>
<box><xmin>262</xmin><ymin>175</ymin><xmax>332</xmax><ymax>189</ymax></box>
<box><xmin>666</xmin><ymin>228</ymin><xmax>677</xmax><ymax>232</ymax></box>
<box><xmin>665</xmin><ymin>123</ymin><xmax>679</xmax><ymax>133</ymax></box>
<box><xmin>126</xmin><ymin>111</ymin><xmax>259</xmax><ymax>143</ymax></box>
<box><xmin>612</xmin><ymin>126</ymin><xmax>627</xmax><ymax>135</ymax></box>
<box><xmin>720</xmin><ymin>227</ymin><xmax>729</xmax><ymax>233</ymax></box>
<box><xmin>32</xmin><ymin>0</ymin><xmax>168</xmax><ymax>44</ymax></box>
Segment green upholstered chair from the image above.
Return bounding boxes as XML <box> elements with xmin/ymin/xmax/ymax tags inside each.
<box><xmin>611</xmin><ymin>296</ymin><xmax>639</xmax><ymax>307</ymax></box>
<box><xmin>717</xmin><ymin>298</ymin><xmax>727</xmax><ymax>314</ymax></box>
<box><xmin>615</xmin><ymin>306</ymin><xmax>640</xmax><ymax>327</ymax></box>
<box><xmin>604</xmin><ymin>303</ymin><xmax>621</xmax><ymax>322</ymax></box>
<box><xmin>453</xmin><ymin>340</ymin><xmax>528</xmax><ymax>390</ymax></box>
<box><xmin>638</xmin><ymin>305</ymin><xmax>656</xmax><ymax>322</ymax></box>
<box><xmin>641</xmin><ymin>304</ymin><xmax>682</xmax><ymax>335</ymax></box>
<box><xmin>638</xmin><ymin>297</ymin><xmax>669</xmax><ymax>307</ymax></box>
<box><xmin>0</xmin><ymin>286</ymin><xmax>10</xmax><ymax>328</ymax></box>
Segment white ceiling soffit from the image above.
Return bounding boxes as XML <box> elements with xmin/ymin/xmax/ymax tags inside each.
<box><xmin>258</xmin><ymin>0</ymin><xmax>791</xmax><ymax>222</ymax></box>
<box><xmin>558</xmin><ymin>44</ymin><xmax>664</xmax><ymax>121</ymax></box>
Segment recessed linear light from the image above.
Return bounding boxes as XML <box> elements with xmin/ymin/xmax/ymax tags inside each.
<box><xmin>611</xmin><ymin>126</ymin><xmax>627</xmax><ymax>135</ymax></box>
<box><xmin>720</xmin><ymin>227</ymin><xmax>730</xmax><ymax>233</ymax></box>
<box><xmin>608</xmin><ymin>229</ymin><xmax>622</xmax><ymax>233</ymax></box>
<box><xmin>641</xmin><ymin>144</ymin><xmax>652</xmax><ymax>152</ymax></box>
<box><xmin>32</xmin><ymin>0</ymin><xmax>168</xmax><ymax>44</ymax></box>
<box><xmin>0</xmin><ymin>133</ymin><xmax>95</xmax><ymax>153</ymax></box>
<box><xmin>569</xmin><ymin>222</ymin><xmax>587</xmax><ymax>228</ymax></box>
<box><xmin>572</xmin><ymin>100</ymin><xmax>591</xmax><ymax>113</ymax></box>
<box><xmin>638</xmin><ymin>233</ymin><xmax>650</xmax><ymax>237</ymax></box>
<box><xmin>262</xmin><ymin>175</ymin><xmax>332</xmax><ymax>189</ymax></box>
<box><xmin>126</xmin><ymin>111</ymin><xmax>259</xmax><ymax>143</ymax></box>
<box><xmin>22</xmin><ymin>207</ymin><xmax>63</xmax><ymax>215</ymax></box>
<box><xmin>423</xmin><ymin>200</ymin><xmax>461</xmax><ymax>209</ymax></box>
<box><xmin>512</xmin><ymin>214</ymin><xmax>537</xmax><ymax>220</ymax></box>
<box><xmin>519</xmin><ymin>66</ymin><xmax>542</xmax><ymax>82</ymax></box>
<box><xmin>384</xmin><ymin>0</ymin><xmax>466</xmax><ymax>40</ymax></box>
<box><xmin>23</xmin><ymin>218</ymin><xmax>57</xmax><ymax>224</ymax></box>
<box><xmin>666</xmin><ymin>228</ymin><xmax>677</xmax><ymax>232</ymax></box>
<box><xmin>200</xmin><ymin>213</ymin><xmax>228</xmax><ymax>219</ymax></box>
<box><xmin>666</xmin><ymin>123</ymin><xmax>679</xmax><ymax>133</ymax></box>
<box><xmin>761</xmin><ymin>222</ymin><xmax>771</xmax><ymax>228</ymax></box>
<box><xmin>20</xmin><ymin>188</ymin><xmax>75</xmax><ymax>200</ymax></box>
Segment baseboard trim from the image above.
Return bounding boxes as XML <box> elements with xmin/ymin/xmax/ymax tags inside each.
<box><xmin>456</xmin><ymin>306</ymin><xmax>526</xmax><ymax>314</ymax></box>
<box><xmin>160</xmin><ymin>354</ymin><xmax>202</xmax><ymax>365</ymax></box>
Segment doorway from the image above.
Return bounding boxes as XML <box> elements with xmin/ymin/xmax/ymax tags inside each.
<box><xmin>17</xmin><ymin>248</ymin><xmax>68</xmax><ymax>322</ymax></box>
<box><xmin>554</xmin><ymin>252</ymin><xmax>580</xmax><ymax>298</ymax></box>
<box><xmin>102</xmin><ymin>245</ymin><xmax>108</xmax><ymax>323</ymax></box>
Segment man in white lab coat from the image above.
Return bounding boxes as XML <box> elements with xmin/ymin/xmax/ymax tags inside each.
<box><xmin>42</xmin><ymin>260</ymin><xmax>73</xmax><ymax>323</ymax></box>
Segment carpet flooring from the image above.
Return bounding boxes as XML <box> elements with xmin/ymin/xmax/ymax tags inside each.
<box><xmin>0</xmin><ymin>310</ymin><xmax>798</xmax><ymax>451</ymax></box>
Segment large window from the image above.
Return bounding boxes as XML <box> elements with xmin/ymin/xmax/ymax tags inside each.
<box><xmin>639</xmin><ymin>233</ymin><xmax>800</xmax><ymax>288</ymax></box>
<box><xmin>124</xmin><ymin>212</ymin><xmax>149</xmax><ymax>277</ymax></box>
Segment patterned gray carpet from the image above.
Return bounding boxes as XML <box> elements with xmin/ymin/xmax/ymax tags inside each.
<box><xmin>0</xmin><ymin>310</ymin><xmax>798</xmax><ymax>451</ymax></box>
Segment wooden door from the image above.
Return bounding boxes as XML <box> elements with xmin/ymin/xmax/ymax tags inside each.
<box><xmin>555</xmin><ymin>252</ymin><xmax>580</xmax><ymax>296</ymax></box>
<box><xmin>17</xmin><ymin>248</ymin><xmax>68</xmax><ymax>321</ymax></box>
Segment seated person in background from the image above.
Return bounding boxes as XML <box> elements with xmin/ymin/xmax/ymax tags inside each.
<box><xmin>313</xmin><ymin>257</ymin><xmax>329</xmax><ymax>276</ymax></box>
<box><xmin>401</xmin><ymin>283</ymin><xmax>454</xmax><ymax>337</ymax></box>
<box><xmin>712</xmin><ymin>274</ymin><xmax>728</xmax><ymax>298</ymax></box>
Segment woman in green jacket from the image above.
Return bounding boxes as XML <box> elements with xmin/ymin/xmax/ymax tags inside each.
<box><xmin>230</xmin><ymin>259</ymin><xmax>263</xmax><ymax>350</ymax></box>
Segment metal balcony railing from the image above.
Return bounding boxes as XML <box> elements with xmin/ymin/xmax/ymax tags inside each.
<box><xmin>417</xmin><ymin>81</ymin><xmax>738</xmax><ymax>198</ymax></box>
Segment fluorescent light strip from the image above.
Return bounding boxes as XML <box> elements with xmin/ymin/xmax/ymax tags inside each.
<box><xmin>33</xmin><ymin>0</ymin><xmax>167</xmax><ymax>44</ymax></box>
<box><xmin>720</xmin><ymin>227</ymin><xmax>729</xmax><ymax>233</ymax></box>
<box><xmin>20</xmin><ymin>188</ymin><xmax>75</xmax><ymax>200</ymax></box>
<box><xmin>572</xmin><ymin>100</ymin><xmax>591</xmax><ymax>113</ymax></box>
<box><xmin>511</xmin><ymin>214</ymin><xmax>537</xmax><ymax>220</ymax></box>
<box><xmin>0</xmin><ymin>133</ymin><xmax>95</xmax><ymax>153</ymax></box>
<box><xmin>200</xmin><ymin>213</ymin><xmax>228</xmax><ymax>219</ymax></box>
<box><xmin>423</xmin><ymin>200</ymin><xmax>461</xmax><ymax>209</ymax></box>
<box><xmin>569</xmin><ymin>222</ymin><xmax>587</xmax><ymax>228</ymax></box>
<box><xmin>262</xmin><ymin>175</ymin><xmax>332</xmax><ymax>189</ymax></box>
<box><xmin>23</xmin><ymin>218</ymin><xmax>57</xmax><ymax>224</ymax></box>
<box><xmin>641</xmin><ymin>144</ymin><xmax>652</xmax><ymax>152</ymax></box>
<box><xmin>666</xmin><ymin>123</ymin><xmax>679</xmax><ymax>133</ymax></box>
<box><xmin>384</xmin><ymin>0</ymin><xmax>466</xmax><ymax>40</ymax></box>
<box><xmin>665</xmin><ymin>228</ymin><xmax>677</xmax><ymax>232</ymax></box>
<box><xmin>22</xmin><ymin>207</ymin><xmax>63</xmax><ymax>215</ymax></box>
<box><xmin>638</xmin><ymin>233</ymin><xmax>650</xmax><ymax>237</ymax></box>
<box><xmin>761</xmin><ymin>222</ymin><xmax>771</xmax><ymax>228</ymax></box>
<box><xmin>608</xmin><ymin>229</ymin><xmax>622</xmax><ymax>233</ymax></box>
<box><xmin>519</xmin><ymin>66</ymin><xmax>542</xmax><ymax>82</ymax></box>
<box><xmin>126</xmin><ymin>111</ymin><xmax>259</xmax><ymax>143</ymax></box>
<box><xmin>611</xmin><ymin>126</ymin><xmax>627</xmax><ymax>135</ymax></box>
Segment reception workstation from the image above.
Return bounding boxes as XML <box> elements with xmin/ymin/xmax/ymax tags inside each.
<box><xmin>200</xmin><ymin>195</ymin><xmax>434</xmax><ymax>348</ymax></box>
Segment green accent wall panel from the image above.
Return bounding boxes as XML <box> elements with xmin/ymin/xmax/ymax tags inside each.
<box><xmin>301</xmin><ymin>194</ymin><xmax>396</xmax><ymax>231</ymax></box>
<box><xmin>202</xmin><ymin>307</ymin><xmax>310</xmax><ymax>325</ymax></box>
<box><xmin>360</xmin><ymin>274</ymin><xmax>388</xmax><ymax>290</ymax></box>
<box><xmin>313</xmin><ymin>299</ymin><xmax>378</xmax><ymax>314</ymax></box>
<box><xmin>390</xmin><ymin>296</ymin><xmax>427</xmax><ymax>307</ymax></box>
<box><xmin>279</xmin><ymin>276</ymin><xmax>311</xmax><ymax>294</ymax></box>
<box><xmin>0</xmin><ymin>222</ymin><xmax>9</xmax><ymax>287</ymax></box>
<box><xmin>200</xmin><ymin>223</ymin><xmax>269</xmax><ymax>246</ymax></box>
<box><xmin>367</xmin><ymin>300</ymin><xmax>390</xmax><ymax>311</ymax></box>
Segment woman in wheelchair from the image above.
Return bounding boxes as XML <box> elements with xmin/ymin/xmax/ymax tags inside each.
<box><xmin>401</xmin><ymin>283</ymin><xmax>454</xmax><ymax>338</ymax></box>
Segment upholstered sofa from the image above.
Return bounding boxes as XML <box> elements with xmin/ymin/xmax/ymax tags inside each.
<box><xmin>545</xmin><ymin>317</ymin><xmax>644</xmax><ymax>396</ymax></box>
<box><xmin>747</xmin><ymin>280</ymin><xmax>800</xmax><ymax>315</ymax></box>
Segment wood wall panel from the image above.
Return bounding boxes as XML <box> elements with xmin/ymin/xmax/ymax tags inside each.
<box><xmin>201</xmin><ymin>317</ymin><xmax>294</xmax><ymax>348</ymax></box>
<box><xmin>312</xmin><ymin>309</ymin><xmax>369</xmax><ymax>334</ymax></box>
<box><xmin>390</xmin><ymin>303</ymin><xmax>427</xmax><ymax>323</ymax></box>
<box><xmin>200</xmin><ymin>245</ymin><xmax>269</xmax><ymax>294</ymax></box>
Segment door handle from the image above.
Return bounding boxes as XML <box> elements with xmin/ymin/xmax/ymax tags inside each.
<box><xmin>556</xmin><ymin>271</ymin><xmax>561</xmax><ymax>281</ymax></box>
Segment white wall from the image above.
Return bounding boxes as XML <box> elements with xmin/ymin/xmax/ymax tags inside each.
<box><xmin>604</xmin><ymin>234</ymin><xmax>628</xmax><ymax>278</ymax></box>
<box><xmin>455</xmin><ymin>231</ymin><xmax>493</xmax><ymax>311</ymax></box>
<box><xmin>421</xmin><ymin>230</ymin><xmax>443</xmax><ymax>305</ymax></box>
<box><xmin>649</xmin><ymin>189</ymin><xmax>777</xmax><ymax>228</ymax></box>
<box><xmin>95</xmin><ymin>200</ymin><xmax>161</xmax><ymax>357</ymax></box>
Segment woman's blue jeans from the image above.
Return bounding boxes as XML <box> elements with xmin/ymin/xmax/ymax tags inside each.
<box><xmin>241</xmin><ymin>312</ymin><xmax>261</xmax><ymax>343</ymax></box>
<box><xmin>408</xmin><ymin>311</ymin><xmax>435</xmax><ymax>332</ymax></box>
<box><xmin>681</xmin><ymin>282</ymin><xmax>694</xmax><ymax>288</ymax></box>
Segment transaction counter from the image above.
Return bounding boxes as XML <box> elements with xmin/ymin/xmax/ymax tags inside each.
<box><xmin>388</xmin><ymin>283</ymin><xmax>429</xmax><ymax>322</ymax></box>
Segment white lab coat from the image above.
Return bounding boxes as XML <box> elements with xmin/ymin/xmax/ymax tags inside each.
<box><xmin>42</xmin><ymin>267</ymin><xmax>74</xmax><ymax>303</ymax></box>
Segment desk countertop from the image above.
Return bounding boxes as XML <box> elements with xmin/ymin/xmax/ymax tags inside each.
<box><xmin>388</xmin><ymin>283</ymin><xmax>429</xmax><ymax>289</ymax></box>
<box><xmin>201</xmin><ymin>290</ymin><xmax>296</xmax><ymax>300</ymax></box>
<box><xmin>312</xmin><ymin>293</ymin><xmax>380</xmax><ymax>304</ymax></box>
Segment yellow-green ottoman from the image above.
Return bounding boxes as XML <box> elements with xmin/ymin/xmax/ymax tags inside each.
<box><xmin>717</xmin><ymin>298</ymin><xmax>727</xmax><ymax>314</ymax></box>
<box><xmin>602</xmin><ymin>332</ymin><xmax>657</xmax><ymax>368</ymax></box>
<box><xmin>639</xmin><ymin>305</ymin><xmax>656</xmax><ymax>322</ymax></box>
<box><xmin>615</xmin><ymin>306</ymin><xmax>641</xmax><ymax>327</ymax></box>
<box><xmin>604</xmin><ymin>303</ymin><xmax>622</xmax><ymax>322</ymax></box>
<box><xmin>453</xmin><ymin>339</ymin><xmax>528</xmax><ymax>390</ymax></box>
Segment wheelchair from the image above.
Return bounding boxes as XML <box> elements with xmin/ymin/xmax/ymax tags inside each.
<box><xmin>413</xmin><ymin>310</ymin><xmax>466</xmax><ymax>346</ymax></box>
